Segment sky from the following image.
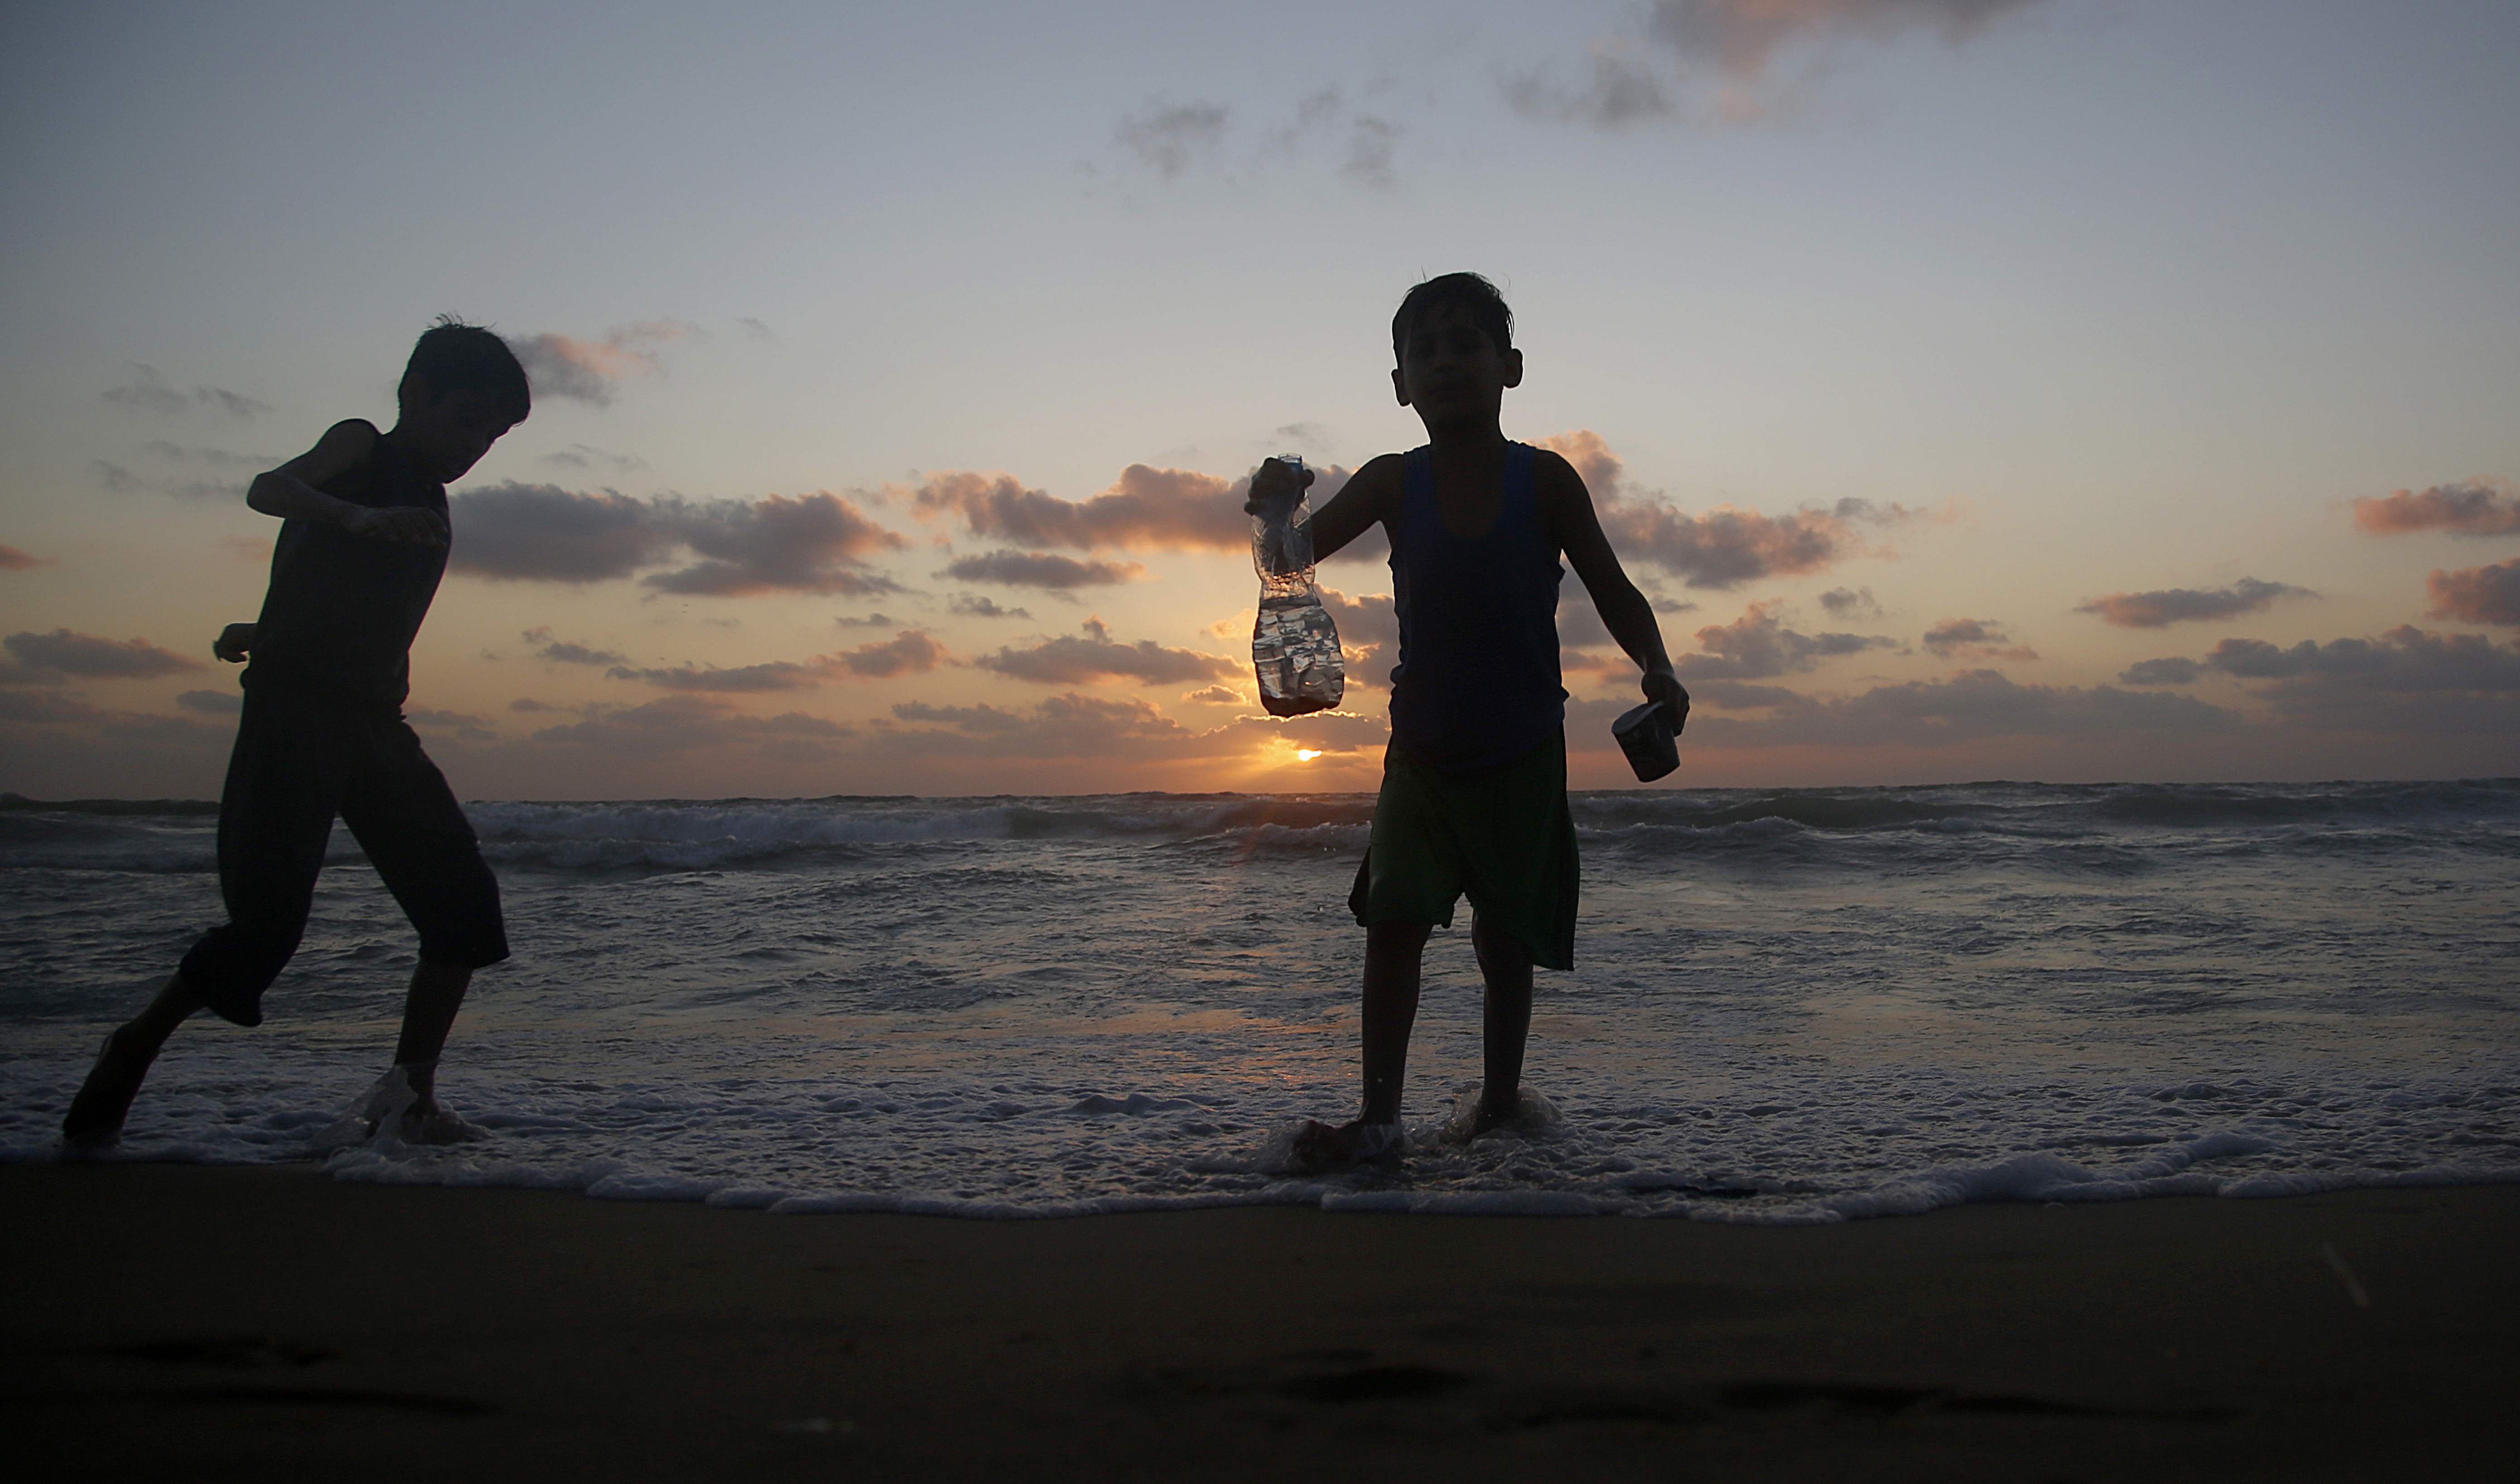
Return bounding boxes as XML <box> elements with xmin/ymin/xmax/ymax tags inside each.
<box><xmin>3</xmin><ymin>0</ymin><xmax>2516</xmax><ymax>799</ymax></box>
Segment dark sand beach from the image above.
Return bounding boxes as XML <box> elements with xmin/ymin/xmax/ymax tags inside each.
<box><xmin>8</xmin><ymin>1165</ymin><xmax>2515</xmax><ymax>1481</ymax></box>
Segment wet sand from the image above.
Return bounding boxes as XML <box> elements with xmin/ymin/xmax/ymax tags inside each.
<box><xmin>7</xmin><ymin>1163</ymin><xmax>2515</xmax><ymax>1481</ymax></box>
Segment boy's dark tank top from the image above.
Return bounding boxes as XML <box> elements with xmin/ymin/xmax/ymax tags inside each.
<box><xmin>1386</xmin><ymin>441</ymin><xmax>1565</xmax><ymax>773</ymax></box>
<box><xmin>244</xmin><ymin>425</ymin><xmax>448</xmax><ymax>715</ymax></box>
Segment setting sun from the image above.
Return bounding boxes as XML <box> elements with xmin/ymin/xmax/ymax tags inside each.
<box><xmin>1295</xmin><ymin>750</ymin><xmax>1323</xmax><ymax>762</ymax></box>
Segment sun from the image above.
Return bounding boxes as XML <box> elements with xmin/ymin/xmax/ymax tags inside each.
<box><xmin>1295</xmin><ymin>749</ymin><xmax>1323</xmax><ymax>762</ymax></box>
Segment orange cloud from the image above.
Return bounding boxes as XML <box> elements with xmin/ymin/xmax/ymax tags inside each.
<box><xmin>0</xmin><ymin>544</ymin><xmax>53</xmax><ymax>571</ymax></box>
<box><xmin>2427</xmin><ymin>561</ymin><xmax>2520</xmax><ymax>628</ymax></box>
<box><xmin>973</xmin><ymin>617</ymin><xmax>1239</xmax><ymax>686</ymax></box>
<box><xmin>1922</xmin><ymin>616</ymin><xmax>2037</xmax><ymax>662</ymax></box>
<box><xmin>512</xmin><ymin>320</ymin><xmax>697</xmax><ymax>406</ymax></box>
<box><xmin>1537</xmin><ymin>430</ymin><xmax>1924</xmax><ymax>588</ymax></box>
<box><xmin>606</xmin><ymin>632</ymin><xmax>946</xmax><ymax>691</ymax></box>
<box><xmin>907</xmin><ymin>465</ymin><xmax>1248</xmax><ymax>552</ymax></box>
<box><xmin>2351</xmin><ymin>478</ymin><xmax>2520</xmax><ymax>536</ymax></box>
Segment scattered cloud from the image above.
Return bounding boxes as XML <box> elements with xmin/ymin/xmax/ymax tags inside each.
<box><xmin>101</xmin><ymin>364</ymin><xmax>271</xmax><ymax>419</ymax></box>
<box><xmin>1182</xmin><ymin>685</ymin><xmax>1244</xmax><ymax>704</ymax></box>
<box><xmin>0</xmin><ymin>689</ymin><xmax>113</xmax><ymax>723</ymax></box>
<box><xmin>2117</xmin><ymin>657</ymin><xmax>2205</xmax><ymax>687</ymax></box>
<box><xmin>2201</xmin><ymin>626</ymin><xmax>2520</xmax><ymax>731</ymax></box>
<box><xmin>1509</xmin><ymin>0</ymin><xmax>2046</xmax><ymax>127</ymax></box>
<box><xmin>3</xmin><ymin>628</ymin><xmax>204</xmax><ymax>680</ymax></box>
<box><xmin>1819</xmin><ymin>586</ymin><xmax>1883</xmax><ymax>619</ymax></box>
<box><xmin>948</xmin><ymin>594</ymin><xmax>1031</xmax><ymax>620</ymax></box>
<box><xmin>1115</xmin><ymin>99</ymin><xmax>1230</xmax><ymax>178</ymax></box>
<box><xmin>406</xmin><ymin>707</ymin><xmax>498</xmax><ymax>743</ymax></box>
<box><xmin>539</xmin><ymin>444</ymin><xmax>648</xmax><ymax>472</ymax></box>
<box><xmin>1503</xmin><ymin>43</ymin><xmax>1678</xmax><ymax>127</ymax></box>
<box><xmin>521</xmin><ymin>627</ymin><xmax>628</xmax><ymax>666</ymax></box>
<box><xmin>174</xmin><ymin>689</ymin><xmax>242</xmax><ymax>714</ymax></box>
<box><xmin>608</xmin><ymin>632</ymin><xmax>946</xmax><ymax>692</ymax></box>
<box><xmin>512</xmin><ymin>320</ymin><xmax>697</xmax><ymax>406</ymax></box>
<box><xmin>1537</xmin><ymin>431</ymin><xmax>1924</xmax><ymax>588</ymax></box>
<box><xmin>879</xmin><ymin>692</ymin><xmax>1386</xmax><ymax>762</ymax></box>
<box><xmin>907</xmin><ymin>465</ymin><xmax>1247</xmax><ymax>553</ymax></box>
<box><xmin>974</xmin><ymin>616</ymin><xmax>1240</xmax><ymax>686</ymax></box>
<box><xmin>449</xmin><ymin>484</ymin><xmax>905</xmax><ymax>595</ymax></box>
<box><xmin>449</xmin><ymin>485</ymin><xmax>677</xmax><ymax>581</ymax></box>
<box><xmin>1921</xmin><ymin>616</ymin><xmax>2037</xmax><ymax>662</ymax></box>
<box><xmin>936</xmin><ymin>550</ymin><xmax>1146</xmax><ymax>590</ymax></box>
<box><xmin>523</xmin><ymin>693</ymin><xmax>856</xmax><ymax>755</ymax></box>
<box><xmin>835</xmin><ymin>612</ymin><xmax>903</xmax><ymax>628</ymax></box>
<box><xmin>2075</xmin><ymin>577</ymin><xmax>2317</xmax><ymax>629</ymax></box>
<box><xmin>1677</xmin><ymin>600</ymin><xmax>1898</xmax><ymax>680</ymax></box>
<box><xmin>2351</xmin><ymin>477</ymin><xmax>2520</xmax><ymax>537</ymax></box>
<box><xmin>0</xmin><ymin>544</ymin><xmax>54</xmax><ymax>571</ymax></box>
<box><xmin>1687</xmin><ymin>667</ymin><xmax>2239</xmax><ymax>748</ymax></box>
<box><xmin>2428</xmin><ymin>561</ymin><xmax>2520</xmax><ymax>627</ymax></box>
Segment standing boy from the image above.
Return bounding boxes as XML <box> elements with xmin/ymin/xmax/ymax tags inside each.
<box><xmin>1248</xmin><ymin>273</ymin><xmax>1688</xmax><ymax>1167</ymax></box>
<box><xmin>63</xmin><ymin>319</ymin><xmax>529</xmax><ymax>1148</ymax></box>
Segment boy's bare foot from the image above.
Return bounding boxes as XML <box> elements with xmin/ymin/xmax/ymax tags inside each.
<box><xmin>1287</xmin><ymin>1118</ymin><xmax>1405</xmax><ymax>1172</ymax></box>
<box><xmin>61</xmin><ymin>1027</ymin><xmax>153</xmax><ymax>1150</ymax></box>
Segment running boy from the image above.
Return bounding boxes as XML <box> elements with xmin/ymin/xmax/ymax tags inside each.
<box><xmin>1248</xmin><ymin>273</ymin><xmax>1687</xmax><ymax>1167</ymax></box>
<box><xmin>62</xmin><ymin>319</ymin><xmax>529</xmax><ymax>1148</ymax></box>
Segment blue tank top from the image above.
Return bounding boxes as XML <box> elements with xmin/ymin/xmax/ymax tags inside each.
<box><xmin>1386</xmin><ymin>441</ymin><xmax>1565</xmax><ymax>772</ymax></box>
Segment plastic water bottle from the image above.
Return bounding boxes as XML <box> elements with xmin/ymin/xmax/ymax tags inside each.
<box><xmin>1250</xmin><ymin>454</ymin><xmax>1344</xmax><ymax>718</ymax></box>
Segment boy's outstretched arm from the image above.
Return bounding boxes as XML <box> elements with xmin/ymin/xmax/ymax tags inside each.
<box><xmin>1245</xmin><ymin>455</ymin><xmax>1404</xmax><ymax>562</ymax></box>
<box><xmin>247</xmin><ymin>419</ymin><xmax>448</xmax><ymax>548</ymax></box>
<box><xmin>1536</xmin><ymin>451</ymin><xmax>1689</xmax><ymax>727</ymax></box>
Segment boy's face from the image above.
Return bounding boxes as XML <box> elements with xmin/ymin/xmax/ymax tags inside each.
<box><xmin>1392</xmin><ymin>302</ymin><xmax>1522</xmax><ymax>429</ymax></box>
<box><xmin>403</xmin><ymin>382</ymin><xmax>520</xmax><ymax>482</ymax></box>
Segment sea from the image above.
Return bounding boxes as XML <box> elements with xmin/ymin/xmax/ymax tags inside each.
<box><xmin>3</xmin><ymin>779</ymin><xmax>2515</xmax><ymax>1223</ymax></box>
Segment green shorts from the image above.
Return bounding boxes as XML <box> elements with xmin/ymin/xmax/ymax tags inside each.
<box><xmin>1348</xmin><ymin>728</ymin><xmax>1578</xmax><ymax>971</ymax></box>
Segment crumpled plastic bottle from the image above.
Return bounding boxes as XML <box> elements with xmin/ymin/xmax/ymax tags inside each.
<box><xmin>1249</xmin><ymin>454</ymin><xmax>1345</xmax><ymax>718</ymax></box>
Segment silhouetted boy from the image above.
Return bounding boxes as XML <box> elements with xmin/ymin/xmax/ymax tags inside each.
<box><xmin>63</xmin><ymin>319</ymin><xmax>529</xmax><ymax>1148</ymax></box>
<box><xmin>1246</xmin><ymin>274</ymin><xmax>1688</xmax><ymax>1167</ymax></box>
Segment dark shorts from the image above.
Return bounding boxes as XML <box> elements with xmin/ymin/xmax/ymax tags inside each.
<box><xmin>179</xmin><ymin>683</ymin><xmax>507</xmax><ymax>1026</ymax></box>
<box><xmin>1348</xmin><ymin>729</ymin><xmax>1578</xmax><ymax>971</ymax></box>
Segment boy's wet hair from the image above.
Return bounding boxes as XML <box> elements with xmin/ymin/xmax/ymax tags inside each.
<box><xmin>1391</xmin><ymin>272</ymin><xmax>1514</xmax><ymax>364</ymax></box>
<box><xmin>401</xmin><ymin>315</ymin><xmax>531</xmax><ymax>423</ymax></box>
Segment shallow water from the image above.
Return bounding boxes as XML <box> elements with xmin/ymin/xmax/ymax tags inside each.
<box><xmin>3</xmin><ymin>780</ymin><xmax>2515</xmax><ymax>1221</ymax></box>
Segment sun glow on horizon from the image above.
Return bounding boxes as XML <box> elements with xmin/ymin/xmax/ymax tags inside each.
<box><xmin>1295</xmin><ymin>749</ymin><xmax>1323</xmax><ymax>761</ymax></box>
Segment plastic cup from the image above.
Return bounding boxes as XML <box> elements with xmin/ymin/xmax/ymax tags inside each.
<box><xmin>1613</xmin><ymin>701</ymin><xmax>1679</xmax><ymax>783</ymax></box>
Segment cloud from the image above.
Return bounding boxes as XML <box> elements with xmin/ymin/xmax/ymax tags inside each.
<box><xmin>907</xmin><ymin>465</ymin><xmax>1247</xmax><ymax>553</ymax></box>
<box><xmin>835</xmin><ymin>612</ymin><xmax>904</xmax><ymax>628</ymax></box>
<box><xmin>0</xmin><ymin>545</ymin><xmax>54</xmax><ymax>571</ymax></box>
<box><xmin>539</xmin><ymin>444</ymin><xmax>648</xmax><ymax>472</ymax></box>
<box><xmin>948</xmin><ymin>595</ymin><xmax>1031</xmax><ymax>620</ymax></box>
<box><xmin>1688</xmin><ymin>667</ymin><xmax>2239</xmax><ymax>748</ymax></box>
<box><xmin>879</xmin><ymin>692</ymin><xmax>1387</xmax><ymax>762</ymax></box>
<box><xmin>974</xmin><ymin>617</ymin><xmax>1240</xmax><ymax>686</ymax></box>
<box><xmin>406</xmin><ymin>707</ymin><xmax>498</xmax><ymax>743</ymax></box>
<box><xmin>2428</xmin><ymin>561</ymin><xmax>2520</xmax><ymax>627</ymax></box>
<box><xmin>2198</xmin><ymin>626</ymin><xmax>2520</xmax><ymax>732</ymax></box>
<box><xmin>1921</xmin><ymin>616</ymin><xmax>2037</xmax><ymax>662</ymax></box>
<box><xmin>1677</xmin><ymin>600</ymin><xmax>1898</xmax><ymax>679</ymax></box>
<box><xmin>1115</xmin><ymin>100</ymin><xmax>1229</xmax><ymax>177</ymax></box>
<box><xmin>450</xmin><ymin>485</ymin><xmax>678</xmax><ymax>581</ymax></box>
<box><xmin>2351</xmin><ymin>477</ymin><xmax>2520</xmax><ymax>537</ymax></box>
<box><xmin>608</xmin><ymin>632</ymin><xmax>946</xmax><ymax>692</ymax></box>
<box><xmin>512</xmin><ymin>320</ymin><xmax>696</xmax><ymax>406</ymax></box>
<box><xmin>101</xmin><ymin>364</ymin><xmax>272</xmax><ymax>420</ymax></box>
<box><xmin>4</xmin><ymin>629</ymin><xmax>204</xmax><ymax>680</ymax></box>
<box><xmin>2117</xmin><ymin>657</ymin><xmax>2204</xmax><ymax>687</ymax></box>
<box><xmin>1503</xmin><ymin>43</ymin><xmax>1679</xmax><ymax>127</ymax></box>
<box><xmin>521</xmin><ymin>627</ymin><xmax>628</xmax><ymax>666</ymax></box>
<box><xmin>2075</xmin><ymin>578</ymin><xmax>2317</xmax><ymax>629</ymax></box>
<box><xmin>523</xmin><ymin>693</ymin><xmax>857</xmax><ymax>755</ymax></box>
<box><xmin>1818</xmin><ymin>586</ymin><xmax>1883</xmax><ymax>619</ymax></box>
<box><xmin>1182</xmin><ymin>685</ymin><xmax>1243</xmax><ymax>704</ymax></box>
<box><xmin>1510</xmin><ymin>0</ymin><xmax>2045</xmax><ymax>127</ymax></box>
<box><xmin>936</xmin><ymin>551</ymin><xmax>1146</xmax><ymax>590</ymax></box>
<box><xmin>0</xmin><ymin>689</ymin><xmax>112</xmax><ymax>723</ymax></box>
<box><xmin>449</xmin><ymin>484</ymin><xmax>905</xmax><ymax>595</ymax></box>
<box><xmin>1537</xmin><ymin>430</ymin><xmax>1922</xmax><ymax>588</ymax></box>
<box><xmin>644</xmin><ymin>492</ymin><xmax>907</xmax><ymax>596</ymax></box>
<box><xmin>174</xmin><ymin>689</ymin><xmax>243</xmax><ymax>714</ymax></box>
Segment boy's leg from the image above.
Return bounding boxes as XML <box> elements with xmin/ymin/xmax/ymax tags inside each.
<box><xmin>1359</xmin><ymin>920</ymin><xmax>1434</xmax><ymax>1126</ymax></box>
<box><xmin>1470</xmin><ymin>914</ymin><xmax>1534</xmax><ymax>1131</ymax></box>
<box><xmin>339</xmin><ymin>714</ymin><xmax>507</xmax><ymax>1119</ymax></box>
<box><xmin>391</xmin><ymin>961</ymin><xmax>473</xmax><ymax>1105</ymax></box>
<box><xmin>60</xmin><ymin>973</ymin><xmax>206</xmax><ymax>1146</ymax></box>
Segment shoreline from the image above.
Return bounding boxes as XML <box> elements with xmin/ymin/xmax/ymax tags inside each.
<box><xmin>10</xmin><ymin>1163</ymin><xmax>2515</xmax><ymax>1480</ymax></box>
